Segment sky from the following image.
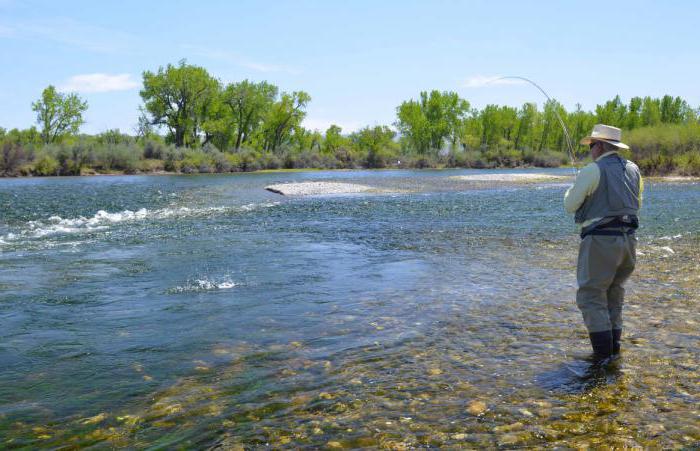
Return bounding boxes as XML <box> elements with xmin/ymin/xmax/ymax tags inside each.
<box><xmin>1</xmin><ymin>0</ymin><xmax>699</xmax><ymax>135</ymax></box>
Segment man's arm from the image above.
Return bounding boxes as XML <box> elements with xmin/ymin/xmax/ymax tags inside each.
<box><xmin>564</xmin><ymin>163</ymin><xmax>600</xmax><ymax>214</ymax></box>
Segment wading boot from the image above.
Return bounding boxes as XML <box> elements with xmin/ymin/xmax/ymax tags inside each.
<box><xmin>612</xmin><ymin>329</ymin><xmax>622</xmax><ymax>355</ymax></box>
<box><xmin>588</xmin><ymin>330</ymin><xmax>613</xmax><ymax>363</ymax></box>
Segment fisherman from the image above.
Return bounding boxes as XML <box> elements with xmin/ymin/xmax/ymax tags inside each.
<box><xmin>564</xmin><ymin>124</ymin><xmax>643</xmax><ymax>362</ymax></box>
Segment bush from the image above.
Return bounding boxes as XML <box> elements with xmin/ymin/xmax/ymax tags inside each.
<box><xmin>260</xmin><ymin>152</ymin><xmax>282</xmax><ymax>169</ymax></box>
<box><xmin>139</xmin><ymin>158</ymin><xmax>165</xmax><ymax>172</ymax></box>
<box><xmin>445</xmin><ymin>150</ymin><xmax>483</xmax><ymax>168</ymax></box>
<box><xmin>181</xmin><ymin>150</ymin><xmax>213</xmax><ymax>173</ymax></box>
<box><xmin>366</xmin><ymin>147</ymin><xmax>398</xmax><ymax>168</ymax></box>
<box><xmin>675</xmin><ymin>152</ymin><xmax>700</xmax><ymax>176</ymax></box>
<box><xmin>532</xmin><ymin>150</ymin><xmax>566</xmax><ymax>168</ymax></box>
<box><xmin>143</xmin><ymin>139</ymin><xmax>167</xmax><ymax>159</ymax></box>
<box><xmin>209</xmin><ymin>149</ymin><xmax>232</xmax><ymax>172</ymax></box>
<box><xmin>32</xmin><ymin>152</ymin><xmax>60</xmax><ymax>176</ymax></box>
<box><xmin>0</xmin><ymin>142</ymin><xmax>27</xmax><ymax>176</ymax></box>
<box><xmin>224</xmin><ymin>152</ymin><xmax>243</xmax><ymax>171</ymax></box>
<box><xmin>238</xmin><ymin>149</ymin><xmax>263</xmax><ymax>172</ymax></box>
<box><xmin>96</xmin><ymin>144</ymin><xmax>140</xmax><ymax>173</ymax></box>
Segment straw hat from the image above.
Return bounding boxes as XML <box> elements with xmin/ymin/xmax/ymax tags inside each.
<box><xmin>580</xmin><ymin>124</ymin><xmax>629</xmax><ymax>149</ymax></box>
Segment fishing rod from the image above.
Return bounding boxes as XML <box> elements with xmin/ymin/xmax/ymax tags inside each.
<box><xmin>494</xmin><ymin>76</ymin><xmax>579</xmax><ymax>175</ymax></box>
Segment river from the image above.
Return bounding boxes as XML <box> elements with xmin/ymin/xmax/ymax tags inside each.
<box><xmin>1</xmin><ymin>169</ymin><xmax>698</xmax><ymax>448</ymax></box>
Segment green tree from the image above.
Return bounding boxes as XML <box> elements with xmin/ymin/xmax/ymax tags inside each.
<box><xmin>31</xmin><ymin>85</ymin><xmax>88</xmax><ymax>144</ymax></box>
<box><xmin>140</xmin><ymin>60</ymin><xmax>220</xmax><ymax>147</ymax></box>
<box><xmin>396</xmin><ymin>90</ymin><xmax>469</xmax><ymax>154</ymax></box>
<box><xmin>659</xmin><ymin>95</ymin><xmax>691</xmax><ymax>124</ymax></box>
<box><xmin>640</xmin><ymin>96</ymin><xmax>661</xmax><ymax>126</ymax></box>
<box><xmin>323</xmin><ymin>124</ymin><xmax>346</xmax><ymax>154</ymax></box>
<box><xmin>396</xmin><ymin>100</ymin><xmax>431</xmax><ymax>153</ymax></box>
<box><xmin>513</xmin><ymin>103</ymin><xmax>537</xmax><ymax>152</ymax></box>
<box><xmin>261</xmin><ymin>91</ymin><xmax>310</xmax><ymax>152</ymax></box>
<box><xmin>595</xmin><ymin>95</ymin><xmax>627</xmax><ymax>127</ymax></box>
<box><xmin>626</xmin><ymin>96</ymin><xmax>643</xmax><ymax>129</ymax></box>
<box><xmin>351</xmin><ymin>125</ymin><xmax>396</xmax><ymax>167</ymax></box>
<box><xmin>221</xmin><ymin>80</ymin><xmax>278</xmax><ymax>151</ymax></box>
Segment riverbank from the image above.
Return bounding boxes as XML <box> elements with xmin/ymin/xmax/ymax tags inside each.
<box><xmin>2</xmin><ymin>165</ymin><xmax>698</xmax><ymax>182</ymax></box>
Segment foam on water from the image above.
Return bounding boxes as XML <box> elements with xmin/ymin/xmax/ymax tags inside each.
<box><xmin>168</xmin><ymin>277</ymin><xmax>238</xmax><ymax>294</ymax></box>
<box><xmin>0</xmin><ymin>202</ymin><xmax>280</xmax><ymax>244</ymax></box>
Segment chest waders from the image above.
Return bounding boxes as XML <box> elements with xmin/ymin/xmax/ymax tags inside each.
<box><xmin>574</xmin><ymin>154</ymin><xmax>641</xmax><ymax>361</ymax></box>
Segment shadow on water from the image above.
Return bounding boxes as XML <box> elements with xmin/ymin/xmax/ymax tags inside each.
<box><xmin>535</xmin><ymin>356</ymin><xmax>624</xmax><ymax>394</ymax></box>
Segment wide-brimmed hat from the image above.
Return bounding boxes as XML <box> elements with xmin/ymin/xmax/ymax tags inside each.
<box><xmin>580</xmin><ymin>124</ymin><xmax>629</xmax><ymax>150</ymax></box>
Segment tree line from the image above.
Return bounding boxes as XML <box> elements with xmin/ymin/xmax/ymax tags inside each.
<box><xmin>2</xmin><ymin>60</ymin><xmax>699</xmax><ymax>176</ymax></box>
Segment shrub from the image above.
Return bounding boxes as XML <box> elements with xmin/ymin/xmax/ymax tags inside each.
<box><xmin>139</xmin><ymin>158</ymin><xmax>165</xmax><ymax>172</ymax></box>
<box><xmin>181</xmin><ymin>150</ymin><xmax>213</xmax><ymax>173</ymax></box>
<box><xmin>260</xmin><ymin>152</ymin><xmax>282</xmax><ymax>169</ymax></box>
<box><xmin>532</xmin><ymin>150</ymin><xmax>566</xmax><ymax>168</ymax></box>
<box><xmin>32</xmin><ymin>152</ymin><xmax>60</xmax><ymax>176</ymax></box>
<box><xmin>97</xmin><ymin>144</ymin><xmax>140</xmax><ymax>173</ymax></box>
<box><xmin>675</xmin><ymin>152</ymin><xmax>700</xmax><ymax>176</ymax></box>
<box><xmin>209</xmin><ymin>149</ymin><xmax>232</xmax><ymax>172</ymax></box>
<box><xmin>224</xmin><ymin>152</ymin><xmax>243</xmax><ymax>171</ymax></box>
<box><xmin>143</xmin><ymin>139</ymin><xmax>167</xmax><ymax>159</ymax></box>
<box><xmin>0</xmin><ymin>142</ymin><xmax>27</xmax><ymax>176</ymax></box>
<box><xmin>238</xmin><ymin>149</ymin><xmax>263</xmax><ymax>172</ymax></box>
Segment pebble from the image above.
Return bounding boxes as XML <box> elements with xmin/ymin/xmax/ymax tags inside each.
<box><xmin>467</xmin><ymin>400</ymin><xmax>487</xmax><ymax>416</ymax></box>
<box><xmin>427</xmin><ymin>368</ymin><xmax>442</xmax><ymax>376</ymax></box>
<box><xmin>494</xmin><ymin>422</ymin><xmax>524</xmax><ymax>433</ymax></box>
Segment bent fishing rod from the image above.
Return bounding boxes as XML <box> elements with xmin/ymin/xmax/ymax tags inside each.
<box><xmin>494</xmin><ymin>76</ymin><xmax>579</xmax><ymax>176</ymax></box>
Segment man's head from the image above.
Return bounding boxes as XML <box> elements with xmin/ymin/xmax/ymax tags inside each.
<box><xmin>589</xmin><ymin>140</ymin><xmax>619</xmax><ymax>159</ymax></box>
<box><xmin>580</xmin><ymin>124</ymin><xmax>629</xmax><ymax>157</ymax></box>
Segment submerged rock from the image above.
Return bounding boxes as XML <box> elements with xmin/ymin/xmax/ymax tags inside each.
<box><xmin>466</xmin><ymin>400</ymin><xmax>487</xmax><ymax>416</ymax></box>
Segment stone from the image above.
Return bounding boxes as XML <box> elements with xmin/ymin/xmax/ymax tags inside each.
<box><xmin>467</xmin><ymin>400</ymin><xmax>487</xmax><ymax>416</ymax></box>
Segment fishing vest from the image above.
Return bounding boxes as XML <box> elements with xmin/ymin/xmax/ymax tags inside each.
<box><xmin>574</xmin><ymin>153</ymin><xmax>641</xmax><ymax>225</ymax></box>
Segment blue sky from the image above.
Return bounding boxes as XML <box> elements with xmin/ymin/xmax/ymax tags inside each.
<box><xmin>1</xmin><ymin>0</ymin><xmax>698</xmax><ymax>134</ymax></box>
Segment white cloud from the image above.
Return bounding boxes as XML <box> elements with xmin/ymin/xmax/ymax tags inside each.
<box><xmin>60</xmin><ymin>73</ymin><xmax>139</xmax><ymax>93</ymax></box>
<box><xmin>461</xmin><ymin>75</ymin><xmax>526</xmax><ymax>88</ymax></box>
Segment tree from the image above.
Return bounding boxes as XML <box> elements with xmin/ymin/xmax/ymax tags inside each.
<box><xmin>323</xmin><ymin>124</ymin><xmax>345</xmax><ymax>154</ymax></box>
<box><xmin>31</xmin><ymin>85</ymin><xmax>88</xmax><ymax>144</ymax></box>
<box><xmin>135</xmin><ymin>106</ymin><xmax>156</xmax><ymax>142</ymax></box>
<box><xmin>595</xmin><ymin>95</ymin><xmax>627</xmax><ymax>127</ymax></box>
<box><xmin>140</xmin><ymin>60</ymin><xmax>220</xmax><ymax>147</ymax></box>
<box><xmin>513</xmin><ymin>102</ymin><xmax>537</xmax><ymax>152</ymax></box>
<box><xmin>221</xmin><ymin>80</ymin><xmax>278</xmax><ymax>151</ymax></box>
<box><xmin>396</xmin><ymin>90</ymin><xmax>469</xmax><ymax>154</ymax></box>
<box><xmin>396</xmin><ymin>100</ymin><xmax>431</xmax><ymax>154</ymax></box>
<box><xmin>660</xmin><ymin>95</ymin><xmax>690</xmax><ymax>124</ymax></box>
<box><xmin>351</xmin><ymin>125</ymin><xmax>397</xmax><ymax>167</ymax></box>
<box><xmin>261</xmin><ymin>91</ymin><xmax>310</xmax><ymax>152</ymax></box>
<box><xmin>640</xmin><ymin>96</ymin><xmax>661</xmax><ymax>126</ymax></box>
<box><xmin>626</xmin><ymin>96</ymin><xmax>643</xmax><ymax>130</ymax></box>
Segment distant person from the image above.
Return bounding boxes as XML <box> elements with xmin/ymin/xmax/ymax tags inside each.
<box><xmin>564</xmin><ymin>124</ymin><xmax>643</xmax><ymax>362</ymax></box>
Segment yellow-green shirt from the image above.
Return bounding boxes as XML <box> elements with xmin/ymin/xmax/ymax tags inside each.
<box><xmin>564</xmin><ymin>151</ymin><xmax>644</xmax><ymax>228</ymax></box>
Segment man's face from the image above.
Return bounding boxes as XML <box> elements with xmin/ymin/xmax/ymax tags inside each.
<box><xmin>589</xmin><ymin>141</ymin><xmax>601</xmax><ymax>159</ymax></box>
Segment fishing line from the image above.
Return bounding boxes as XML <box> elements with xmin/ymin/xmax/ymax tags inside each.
<box><xmin>494</xmin><ymin>76</ymin><xmax>579</xmax><ymax>175</ymax></box>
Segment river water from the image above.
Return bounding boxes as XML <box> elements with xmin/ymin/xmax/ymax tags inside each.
<box><xmin>0</xmin><ymin>169</ymin><xmax>698</xmax><ymax>448</ymax></box>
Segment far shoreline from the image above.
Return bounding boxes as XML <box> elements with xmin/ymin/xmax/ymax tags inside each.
<box><xmin>1</xmin><ymin>166</ymin><xmax>698</xmax><ymax>181</ymax></box>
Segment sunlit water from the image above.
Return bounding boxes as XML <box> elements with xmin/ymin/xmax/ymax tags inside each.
<box><xmin>1</xmin><ymin>169</ymin><xmax>698</xmax><ymax>448</ymax></box>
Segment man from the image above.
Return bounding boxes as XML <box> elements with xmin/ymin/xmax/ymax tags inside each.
<box><xmin>564</xmin><ymin>124</ymin><xmax>643</xmax><ymax>362</ymax></box>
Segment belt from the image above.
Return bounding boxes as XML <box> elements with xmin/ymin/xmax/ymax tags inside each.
<box><xmin>581</xmin><ymin>228</ymin><xmax>636</xmax><ymax>239</ymax></box>
<box><xmin>580</xmin><ymin>216</ymin><xmax>639</xmax><ymax>239</ymax></box>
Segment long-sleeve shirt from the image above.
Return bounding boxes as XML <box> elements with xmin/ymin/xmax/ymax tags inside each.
<box><xmin>564</xmin><ymin>151</ymin><xmax>644</xmax><ymax>228</ymax></box>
